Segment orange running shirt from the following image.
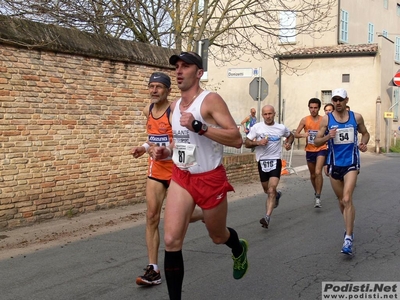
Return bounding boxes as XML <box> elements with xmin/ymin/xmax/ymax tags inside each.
<box><xmin>146</xmin><ymin>104</ymin><xmax>173</xmax><ymax>180</ymax></box>
<box><xmin>304</xmin><ymin>115</ymin><xmax>327</xmax><ymax>152</ymax></box>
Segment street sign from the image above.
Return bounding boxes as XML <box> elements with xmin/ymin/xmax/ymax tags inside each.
<box><xmin>393</xmin><ymin>71</ymin><xmax>400</xmax><ymax>86</ymax></box>
<box><xmin>227</xmin><ymin>68</ymin><xmax>258</xmax><ymax>78</ymax></box>
<box><xmin>249</xmin><ymin>77</ymin><xmax>269</xmax><ymax>101</ymax></box>
<box><xmin>384</xmin><ymin>112</ymin><xmax>394</xmax><ymax>118</ymax></box>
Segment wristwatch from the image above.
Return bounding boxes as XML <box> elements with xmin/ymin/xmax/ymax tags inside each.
<box><xmin>192</xmin><ymin>120</ymin><xmax>208</xmax><ymax>135</ymax></box>
<box><xmin>198</xmin><ymin>123</ymin><xmax>208</xmax><ymax>135</ymax></box>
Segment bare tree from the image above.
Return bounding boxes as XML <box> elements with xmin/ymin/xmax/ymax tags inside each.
<box><xmin>0</xmin><ymin>0</ymin><xmax>337</xmax><ymax>65</ymax></box>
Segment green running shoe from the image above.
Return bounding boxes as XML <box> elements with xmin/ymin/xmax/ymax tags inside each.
<box><xmin>232</xmin><ymin>239</ymin><xmax>249</xmax><ymax>280</ymax></box>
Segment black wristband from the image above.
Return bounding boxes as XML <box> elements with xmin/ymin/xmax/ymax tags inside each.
<box><xmin>192</xmin><ymin>120</ymin><xmax>203</xmax><ymax>133</ymax></box>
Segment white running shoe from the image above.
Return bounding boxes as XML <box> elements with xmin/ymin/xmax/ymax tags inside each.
<box><xmin>314</xmin><ymin>198</ymin><xmax>321</xmax><ymax>208</ymax></box>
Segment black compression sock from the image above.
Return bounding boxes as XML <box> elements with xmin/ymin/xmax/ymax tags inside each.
<box><xmin>224</xmin><ymin>227</ymin><xmax>243</xmax><ymax>258</ymax></box>
<box><xmin>164</xmin><ymin>250</ymin><xmax>184</xmax><ymax>300</ymax></box>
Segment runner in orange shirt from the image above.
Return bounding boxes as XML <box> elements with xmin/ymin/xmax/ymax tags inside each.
<box><xmin>294</xmin><ymin>98</ymin><xmax>328</xmax><ymax>208</ymax></box>
<box><xmin>131</xmin><ymin>72</ymin><xmax>202</xmax><ymax>286</ymax></box>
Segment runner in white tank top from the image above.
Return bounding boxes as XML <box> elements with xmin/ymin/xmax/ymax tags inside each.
<box><xmin>151</xmin><ymin>51</ymin><xmax>249</xmax><ymax>299</ymax></box>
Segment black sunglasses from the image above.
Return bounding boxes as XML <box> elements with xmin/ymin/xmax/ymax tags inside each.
<box><xmin>332</xmin><ymin>97</ymin><xmax>346</xmax><ymax>102</ymax></box>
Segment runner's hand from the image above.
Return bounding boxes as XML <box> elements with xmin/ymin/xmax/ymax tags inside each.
<box><xmin>359</xmin><ymin>142</ymin><xmax>367</xmax><ymax>152</ymax></box>
<box><xmin>180</xmin><ymin>112</ymin><xmax>195</xmax><ymax>130</ymax></box>
<box><xmin>131</xmin><ymin>146</ymin><xmax>146</xmax><ymax>158</ymax></box>
<box><xmin>152</xmin><ymin>141</ymin><xmax>175</xmax><ymax>160</ymax></box>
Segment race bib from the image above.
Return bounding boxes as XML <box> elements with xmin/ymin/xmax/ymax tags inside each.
<box><xmin>260</xmin><ymin>159</ymin><xmax>277</xmax><ymax>172</ymax></box>
<box><xmin>148</xmin><ymin>134</ymin><xmax>170</xmax><ymax>147</ymax></box>
<box><xmin>149</xmin><ymin>134</ymin><xmax>171</xmax><ymax>161</ymax></box>
<box><xmin>172</xmin><ymin>143</ymin><xmax>197</xmax><ymax>170</ymax></box>
<box><xmin>334</xmin><ymin>127</ymin><xmax>355</xmax><ymax>145</ymax></box>
<box><xmin>307</xmin><ymin>130</ymin><xmax>317</xmax><ymax>145</ymax></box>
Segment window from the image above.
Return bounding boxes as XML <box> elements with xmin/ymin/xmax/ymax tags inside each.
<box><xmin>384</xmin><ymin>0</ymin><xmax>388</xmax><ymax>9</ymax></box>
<box><xmin>279</xmin><ymin>11</ymin><xmax>296</xmax><ymax>44</ymax></box>
<box><xmin>368</xmin><ymin>23</ymin><xmax>374</xmax><ymax>43</ymax></box>
<box><xmin>198</xmin><ymin>0</ymin><xmax>204</xmax><ymax>13</ymax></box>
<box><xmin>397</xmin><ymin>4</ymin><xmax>400</xmax><ymax>16</ymax></box>
<box><xmin>342</xmin><ymin>74</ymin><xmax>350</xmax><ymax>82</ymax></box>
<box><xmin>340</xmin><ymin>10</ymin><xmax>349</xmax><ymax>43</ymax></box>
<box><xmin>396</xmin><ymin>37</ymin><xmax>400</xmax><ymax>62</ymax></box>
<box><xmin>321</xmin><ymin>90</ymin><xmax>332</xmax><ymax>105</ymax></box>
<box><xmin>383</xmin><ymin>30</ymin><xmax>388</xmax><ymax>38</ymax></box>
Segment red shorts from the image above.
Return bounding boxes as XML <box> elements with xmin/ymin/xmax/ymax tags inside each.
<box><xmin>172</xmin><ymin>164</ymin><xmax>235</xmax><ymax>210</ymax></box>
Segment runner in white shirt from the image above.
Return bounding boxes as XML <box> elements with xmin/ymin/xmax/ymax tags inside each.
<box><xmin>245</xmin><ymin>105</ymin><xmax>294</xmax><ymax>229</ymax></box>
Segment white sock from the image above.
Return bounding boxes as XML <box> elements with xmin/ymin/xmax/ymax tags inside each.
<box><xmin>150</xmin><ymin>264</ymin><xmax>159</xmax><ymax>271</ymax></box>
<box><xmin>345</xmin><ymin>235</ymin><xmax>353</xmax><ymax>241</ymax></box>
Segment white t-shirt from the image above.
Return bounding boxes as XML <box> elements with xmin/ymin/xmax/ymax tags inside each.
<box><xmin>247</xmin><ymin>122</ymin><xmax>291</xmax><ymax>161</ymax></box>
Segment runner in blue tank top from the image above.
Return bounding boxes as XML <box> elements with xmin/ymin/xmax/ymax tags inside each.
<box><xmin>241</xmin><ymin>108</ymin><xmax>257</xmax><ymax>134</ymax></box>
<box><xmin>315</xmin><ymin>88</ymin><xmax>370</xmax><ymax>256</ymax></box>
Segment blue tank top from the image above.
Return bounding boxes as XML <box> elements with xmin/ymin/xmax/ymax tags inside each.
<box><xmin>249</xmin><ymin>116</ymin><xmax>257</xmax><ymax>127</ymax></box>
<box><xmin>326</xmin><ymin>111</ymin><xmax>360</xmax><ymax>167</ymax></box>
<box><xmin>246</xmin><ymin>115</ymin><xmax>257</xmax><ymax>130</ymax></box>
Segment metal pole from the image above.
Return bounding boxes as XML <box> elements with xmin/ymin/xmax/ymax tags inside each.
<box><xmin>386</xmin><ymin>98</ymin><xmax>399</xmax><ymax>151</ymax></box>
<box><xmin>257</xmin><ymin>67</ymin><xmax>262</xmax><ymax>122</ymax></box>
<box><xmin>385</xmin><ymin>118</ymin><xmax>389</xmax><ymax>153</ymax></box>
<box><xmin>375</xmin><ymin>97</ymin><xmax>381</xmax><ymax>153</ymax></box>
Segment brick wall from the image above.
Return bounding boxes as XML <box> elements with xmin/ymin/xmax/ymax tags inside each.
<box><xmin>0</xmin><ymin>16</ymin><xmax>259</xmax><ymax>230</ymax></box>
<box><xmin>224</xmin><ymin>153</ymin><xmax>258</xmax><ymax>183</ymax></box>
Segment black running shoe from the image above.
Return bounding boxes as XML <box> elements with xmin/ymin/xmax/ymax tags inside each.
<box><xmin>136</xmin><ymin>265</ymin><xmax>161</xmax><ymax>286</ymax></box>
<box><xmin>259</xmin><ymin>216</ymin><xmax>270</xmax><ymax>228</ymax></box>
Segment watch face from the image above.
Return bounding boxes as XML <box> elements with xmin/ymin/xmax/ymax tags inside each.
<box><xmin>198</xmin><ymin>123</ymin><xmax>208</xmax><ymax>135</ymax></box>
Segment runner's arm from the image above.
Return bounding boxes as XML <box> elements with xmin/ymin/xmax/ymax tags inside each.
<box><xmin>356</xmin><ymin>113</ymin><xmax>370</xmax><ymax>152</ymax></box>
<box><xmin>294</xmin><ymin>118</ymin><xmax>307</xmax><ymax>138</ymax></box>
<box><xmin>314</xmin><ymin>115</ymin><xmax>331</xmax><ymax>147</ymax></box>
<box><xmin>241</xmin><ymin>115</ymin><xmax>250</xmax><ymax>132</ymax></box>
<box><xmin>200</xmin><ymin>93</ymin><xmax>243</xmax><ymax>148</ymax></box>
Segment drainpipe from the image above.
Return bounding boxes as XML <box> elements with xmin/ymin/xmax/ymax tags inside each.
<box><xmin>376</xmin><ymin>97</ymin><xmax>381</xmax><ymax>153</ymax></box>
<box><xmin>278</xmin><ymin>58</ymin><xmax>282</xmax><ymax>123</ymax></box>
<box><xmin>337</xmin><ymin>0</ymin><xmax>341</xmax><ymax>44</ymax></box>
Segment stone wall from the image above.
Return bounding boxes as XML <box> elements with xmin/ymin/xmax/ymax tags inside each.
<box><xmin>0</xmin><ymin>16</ymin><xmax>258</xmax><ymax>230</ymax></box>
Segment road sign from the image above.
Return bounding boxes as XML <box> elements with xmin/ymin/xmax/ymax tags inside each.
<box><xmin>227</xmin><ymin>68</ymin><xmax>258</xmax><ymax>78</ymax></box>
<box><xmin>393</xmin><ymin>71</ymin><xmax>400</xmax><ymax>86</ymax></box>
<box><xmin>384</xmin><ymin>112</ymin><xmax>394</xmax><ymax>118</ymax></box>
<box><xmin>249</xmin><ymin>77</ymin><xmax>268</xmax><ymax>101</ymax></box>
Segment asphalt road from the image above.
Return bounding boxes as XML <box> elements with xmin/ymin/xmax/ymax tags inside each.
<box><xmin>0</xmin><ymin>152</ymin><xmax>399</xmax><ymax>300</ymax></box>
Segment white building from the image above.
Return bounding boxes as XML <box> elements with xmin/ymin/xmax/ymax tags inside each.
<box><xmin>204</xmin><ymin>0</ymin><xmax>400</xmax><ymax>152</ymax></box>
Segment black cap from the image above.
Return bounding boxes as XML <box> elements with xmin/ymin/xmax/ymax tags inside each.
<box><xmin>169</xmin><ymin>52</ymin><xmax>203</xmax><ymax>69</ymax></box>
<box><xmin>149</xmin><ymin>72</ymin><xmax>171</xmax><ymax>88</ymax></box>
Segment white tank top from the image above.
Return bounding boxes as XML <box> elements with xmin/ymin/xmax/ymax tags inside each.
<box><xmin>171</xmin><ymin>90</ymin><xmax>223</xmax><ymax>174</ymax></box>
